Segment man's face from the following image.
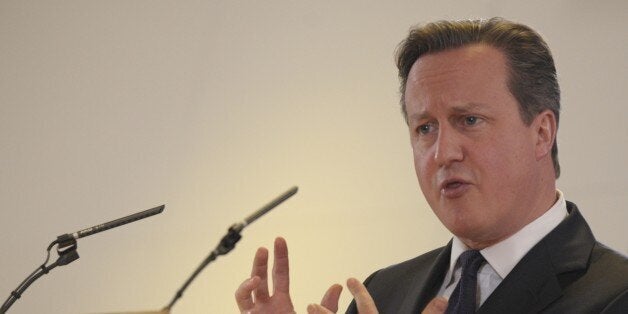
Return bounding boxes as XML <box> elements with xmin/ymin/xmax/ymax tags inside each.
<box><xmin>405</xmin><ymin>44</ymin><xmax>544</xmax><ymax>248</ymax></box>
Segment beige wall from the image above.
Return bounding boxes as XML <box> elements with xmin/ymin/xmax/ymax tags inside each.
<box><xmin>1</xmin><ymin>1</ymin><xmax>626</xmax><ymax>313</ymax></box>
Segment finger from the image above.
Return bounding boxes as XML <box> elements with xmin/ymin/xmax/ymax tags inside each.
<box><xmin>235</xmin><ymin>276</ymin><xmax>261</xmax><ymax>312</ymax></box>
<box><xmin>347</xmin><ymin>278</ymin><xmax>378</xmax><ymax>314</ymax></box>
<box><xmin>320</xmin><ymin>284</ymin><xmax>343</xmax><ymax>312</ymax></box>
<box><xmin>272</xmin><ymin>237</ymin><xmax>290</xmax><ymax>294</ymax></box>
<box><xmin>307</xmin><ymin>304</ymin><xmax>334</xmax><ymax>314</ymax></box>
<box><xmin>251</xmin><ymin>247</ymin><xmax>270</xmax><ymax>301</ymax></box>
<box><xmin>421</xmin><ymin>297</ymin><xmax>448</xmax><ymax>314</ymax></box>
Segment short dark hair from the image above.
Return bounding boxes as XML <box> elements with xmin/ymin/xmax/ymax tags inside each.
<box><xmin>396</xmin><ymin>17</ymin><xmax>561</xmax><ymax>178</ymax></box>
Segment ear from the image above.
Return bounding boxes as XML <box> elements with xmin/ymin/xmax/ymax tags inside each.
<box><xmin>533</xmin><ymin>110</ymin><xmax>557</xmax><ymax>160</ymax></box>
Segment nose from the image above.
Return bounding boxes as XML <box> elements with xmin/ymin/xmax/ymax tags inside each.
<box><xmin>434</xmin><ymin>128</ymin><xmax>464</xmax><ymax>167</ymax></box>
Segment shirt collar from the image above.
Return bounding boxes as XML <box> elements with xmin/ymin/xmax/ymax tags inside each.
<box><xmin>448</xmin><ymin>190</ymin><xmax>568</xmax><ymax>279</ymax></box>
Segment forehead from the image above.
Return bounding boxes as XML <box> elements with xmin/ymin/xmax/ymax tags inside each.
<box><xmin>409</xmin><ymin>44</ymin><xmax>509</xmax><ymax>86</ymax></box>
<box><xmin>405</xmin><ymin>44</ymin><xmax>513</xmax><ymax>119</ymax></box>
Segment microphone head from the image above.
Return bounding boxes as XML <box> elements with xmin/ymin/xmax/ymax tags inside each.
<box><xmin>75</xmin><ymin>204</ymin><xmax>165</xmax><ymax>239</ymax></box>
<box><xmin>243</xmin><ymin>186</ymin><xmax>298</xmax><ymax>226</ymax></box>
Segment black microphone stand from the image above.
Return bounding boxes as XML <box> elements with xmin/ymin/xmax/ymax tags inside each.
<box><xmin>162</xmin><ymin>223</ymin><xmax>244</xmax><ymax>312</ymax></box>
<box><xmin>162</xmin><ymin>186</ymin><xmax>298</xmax><ymax>312</ymax></box>
<box><xmin>0</xmin><ymin>234</ymin><xmax>79</xmax><ymax>313</ymax></box>
<box><xmin>0</xmin><ymin>205</ymin><xmax>164</xmax><ymax>313</ymax></box>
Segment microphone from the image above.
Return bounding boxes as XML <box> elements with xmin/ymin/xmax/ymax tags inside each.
<box><xmin>59</xmin><ymin>205</ymin><xmax>166</xmax><ymax>244</ymax></box>
<box><xmin>56</xmin><ymin>205</ymin><xmax>165</xmax><ymax>247</ymax></box>
<box><xmin>229</xmin><ymin>186</ymin><xmax>298</xmax><ymax>233</ymax></box>
<box><xmin>1</xmin><ymin>205</ymin><xmax>165</xmax><ymax>313</ymax></box>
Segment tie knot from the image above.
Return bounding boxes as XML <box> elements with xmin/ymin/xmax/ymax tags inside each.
<box><xmin>458</xmin><ymin>250</ymin><xmax>485</xmax><ymax>273</ymax></box>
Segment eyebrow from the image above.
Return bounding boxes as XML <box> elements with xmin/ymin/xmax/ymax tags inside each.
<box><xmin>451</xmin><ymin>102</ymin><xmax>486</xmax><ymax>114</ymax></box>
<box><xmin>408</xmin><ymin>102</ymin><xmax>487</xmax><ymax>122</ymax></box>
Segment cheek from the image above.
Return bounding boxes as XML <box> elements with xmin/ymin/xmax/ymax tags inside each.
<box><xmin>476</xmin><ymin>137</ymin><xmax>532</xmax><ymax>185</ymax></box>
<box><xmin>413</xmin><ymin>147</ymin><xmax>434</xmax><ymax>187</ymax></box>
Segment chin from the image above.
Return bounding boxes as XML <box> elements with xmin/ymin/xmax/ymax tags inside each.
<box><xmin>446</xmin><ymin>222</ymin><xmax>474</xmax><ymax>237</ymax></box>
<box><xmin>440</xmin><ymin>212</ymin><xmax>483</xmax><ymax>238</ymax></box>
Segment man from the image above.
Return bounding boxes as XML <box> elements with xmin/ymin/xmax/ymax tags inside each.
<box><xmin>235</xmin><ymin>18</ymin><xmax>628</xmax><ymax>313</ymax></box>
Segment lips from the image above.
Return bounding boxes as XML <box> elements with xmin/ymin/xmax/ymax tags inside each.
<box><xmin>439</xmin><ymin>178</ymin><xmax>471</xmax><ymax>198</ymax></box>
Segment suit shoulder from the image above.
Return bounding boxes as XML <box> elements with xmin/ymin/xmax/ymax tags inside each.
<box><xmin>592</xmin><ymin>242</ymin><xmax>628</xmax><ymax>266</ymax></box>
<box><xmin>552</xmin><ymin>242</ymin><xmax>628</xmax><ymax>313</ymax></box>
<box><xmin>588</xmin><ymin>242</ymin><xmax>628</xmax><ymax>285</ymax></box>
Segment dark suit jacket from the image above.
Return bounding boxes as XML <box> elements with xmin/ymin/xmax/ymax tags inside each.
<box><xmin>347</xmin><ymin>202</ymin><xmax>628</xmax><ymax>313</ymax></box>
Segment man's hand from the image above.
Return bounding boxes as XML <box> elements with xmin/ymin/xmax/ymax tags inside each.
<box><xmin>234</xmin><ymin>237</ymin><xmax>385</xmax><ymax>314</ymax></box>
<box><xmin>421</xmin><ymin>297</ymin><xmax>448</xmax><ymax>314</ymax></box>
<box><xmin>235</xmin><ymin>237</ymin><xmax>296</xmax><ymax>314</ymax></box>
<box><xmin>306</xmin><ymin>282</ymin><xmax>449</xmax><ymax>314</ymax></box>
<box><xmin>306</xmin><ymin>278</ymin><xmax>378</xmax><ymax>314</ymax></box>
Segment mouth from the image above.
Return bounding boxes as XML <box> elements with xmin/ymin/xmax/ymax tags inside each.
<box><xmin>439</xmin><ymin>179</ymin><xmax>471</xmax><ymax>198</ymax></box>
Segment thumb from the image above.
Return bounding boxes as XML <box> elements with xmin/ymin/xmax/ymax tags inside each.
<box><xmin>320</xmin><ymin>284</ymin><xmax>343</xmax><ymax>312</ymax></box>
<box><xmin>422</xmin><ymin>297</ymin><xmax>448</xmax><ymax>314</ymax></box>
<box><xmin>307</xmin><ymin>304</ymin><xmax>333</xmax><ymax>314</ymax></box>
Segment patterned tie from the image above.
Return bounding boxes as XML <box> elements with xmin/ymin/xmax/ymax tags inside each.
<box><xmin>445</xmin><ymin>250</ymin><xmax>486</xmax><ymax>314</ymax></box>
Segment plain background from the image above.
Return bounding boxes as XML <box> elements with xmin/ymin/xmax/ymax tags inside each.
<box><xmin>1</xmin><ymin>1</ymin><xmax>626</xmax><ymax>313</ymax></box>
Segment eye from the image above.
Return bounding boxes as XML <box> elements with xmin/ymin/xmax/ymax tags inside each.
<box><xmin>463</xmin><ymin>115</ymin><xmax>480</xmax><ymax>126</ymax></box>
<box><xmin>417</xmin><ymin>123</ymin><xmax>435</xmax><ymax>135</ymax></box>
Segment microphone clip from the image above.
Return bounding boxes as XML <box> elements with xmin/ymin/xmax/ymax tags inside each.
<box><xmin>55</xmin><ymin>234</ymin><xmax>80</xmax><ymax>266</ymax></box>
<box><xmin>56</xmin><ymin>233</ymin><xmax>76</xmax><ymax>250</ymax></box>
<box><xmin>215</xmin><ymin>223</ymin><xmax>244</xmax><ymax>255</ymax></box>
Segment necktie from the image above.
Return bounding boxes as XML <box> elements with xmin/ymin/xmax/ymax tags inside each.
<box><xmin>445</xmin><ymin>250</ymin><xmax>486</xmax><ymax>314</ymax></box>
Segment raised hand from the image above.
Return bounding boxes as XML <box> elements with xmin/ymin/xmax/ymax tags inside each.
<box><xmin>307</xmin><ymin>278</ymin><xmax>378</xmax><ymax>314</ymax></box>
<box><xmin>235</xmin><ymin>237</ymin><xmax>387</xmax><ymax>314</ymax></box>
<box><xmin>235</xmin><ymin>237</ymin><xmax>296</xmax><ymax>314</ymax></box>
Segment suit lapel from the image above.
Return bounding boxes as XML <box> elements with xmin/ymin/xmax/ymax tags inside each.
<box><xmin>478</xmin><ymin>202</ymin><xmax>595</xmax><ymax>313</ymax></box>
<box><xmin>398</xmin><ymin>242</ymin><xmax>452</xmax><ymax>313</ymax></box>
<box><xmin>478</xmin><ymin>241</ymin><xmax>563</xmax><ymax>313</ymax></box>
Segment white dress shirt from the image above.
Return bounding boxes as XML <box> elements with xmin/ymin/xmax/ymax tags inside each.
<box><xmin>437</xmin><ymin>190</ymin><xmax>568</xmax><ymax>309</ymax></box>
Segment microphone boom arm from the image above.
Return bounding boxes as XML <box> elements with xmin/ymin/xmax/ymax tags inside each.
<box><xmin>163</xmin><ymin>186</ymin><xmax>298</xmax><ymax>312</ymax></box>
